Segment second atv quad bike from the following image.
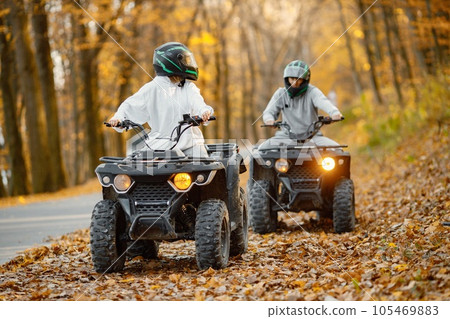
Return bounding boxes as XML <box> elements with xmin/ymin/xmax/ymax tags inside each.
<box><xmin>90</xmin><ymin>114</ymin><xmax>248</xmax><ymax>273</ymax></box>
<box><xmin>247</xmin><ymin>116</ymin><xmax>355</xmax><ymax>234</ymax></box>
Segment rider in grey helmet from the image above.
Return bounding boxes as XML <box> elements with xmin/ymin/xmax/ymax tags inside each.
<box><xmin>259</xmin><ymin>60</ymin><xmax>343</xmax><ymax>149</ymax></box>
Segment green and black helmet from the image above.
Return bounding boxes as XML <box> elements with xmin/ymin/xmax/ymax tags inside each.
<box><xmin>283</xmin><ymin>60</ymin><xmax>310</xmax><ymax>97</ymax></box>
<box><xmin>153</xmin><ymin>42</ymin><xmax>199</xmax><ymax>81</ymax></box>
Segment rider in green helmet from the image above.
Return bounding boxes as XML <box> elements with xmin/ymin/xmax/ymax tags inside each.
<box><xmin>108</xmin><ymin>42</ymin><xmax>213</xmax><ymax>157</ymax></box>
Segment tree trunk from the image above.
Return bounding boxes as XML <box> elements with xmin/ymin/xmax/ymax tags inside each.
<box><xmin>356</xmin><ymin>0</ymin><xmax>383</xmax><ymax>105</ymax></box>
<box><xmin>366</xmin><ymin>5</ymin><xmax>384</xmax><ymax>64</ymax></box>
<box><xmin>402</xmin><ymin>3</ymin><xmax>429</xmax><ymax>76</ymax></box>
<box><xmin>114</xmin><ymin>0</ymin><xmax>143</xmax><ymax>155</ymax></box>
<box><xmin>240</xmin><ymin>25</ymin><xmax>259</xmax><ymax>142</ymax></box>
<box><xmin>425</xmin><ymin>0</ymin><xmax>443</xmax><ymax>67</ymax></box>
<box><xmin>0</xmin><ymin>13</ymin><xmax>30</xmax><ymax>196</ymax></box>
<box><xmin>390</xmin><ymin>3</ymin><xmax>417</xmax><ymax>96</ymax></box>
<box><xmin>183</xmin><ymin>0</ymin><xmax>203</xmax><ymax>45</ymax></box>
<box><xmin>206</xmin><ymin>1</ymin><xmax>238</xmax><ymax>140</ymax></box>
<box><xmin>79</xmin><ymin>48</ymin><xmax>104</xmax><ymax>178</ymax></box>
<box><xmin>220</xmin><ymin>33</ymin><xmax>231</xmax><ymax>140</ymax></box>
<box><xmin>31</xmin><ymin>0</ymin><xmax>67</xmax><ymax>191</ymax></box>
<box><xmin>7</xmin><ymin>0</ymin><xmax>52</xmax><ymax>193</ymax></box>
<box><xmin>239</xmin><ymin>22</ymin><xmax>249</xmax><ymax>143</ymax></box>
<box><xmin>72</xmin><ymin>1</ymin><xmax>125</xmax><ymax>178</ymax></box>
<box><xmin>336</xmin><ymin>0</ymin><xmax>363</xmax><ymax>96</ymax></box>
<box><xmin>74</xmin><ymin>19</ymin><xmax>104</xmax><ymax>180</ymax></box>
<box><xmin>381</xmin><ymin>3</ymin><xmax>403</xmax><ymax>104</ymax></box>
<box><xmin>0</xmin><ymin>174</ymin><xmax>7</xmax><ymax>197</ymax></box>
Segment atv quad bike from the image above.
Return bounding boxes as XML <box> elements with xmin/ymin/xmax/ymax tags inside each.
<box><xmin>90</xmin><ymin>114</ymin><xmax>247</xmax><ymax>273</ymax></box>
<box><xmin>247</xmin><ymin>116</ymin><xmax>355</xmax><ymax>234</ymax></box>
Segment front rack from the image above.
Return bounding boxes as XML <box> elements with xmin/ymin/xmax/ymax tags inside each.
<box><xmin>258</xmin><ymin>144</ymin><xmax>348</xmax><ymax>152</ymax></box>
<box><xmin>99</xmin><ymin>156</ymin><xmax>219</xmax><ymax>164</ymax></box>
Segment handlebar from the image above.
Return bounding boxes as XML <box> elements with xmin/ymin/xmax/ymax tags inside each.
<box><xmin>104</xmin><ymin>119</ymin><xmax>139</xmax><ymax>129</ymax></box>
<box><xmin>104</xmin><ymin>114</ymin><xmax>216</xmax><ymax>129</ymax></box>
<box><xmin>261</xmin><ymin>116</ymin><xmax>344</xmax><ymax>128</ymax></box>
<box><xmin>179</xmin><ymin>114</ymin><xmax>216</xmax><ymax>126</ymax></box>
<box><xmin>260</xmin><ymin>115</ymin><xmax>344</xmax><ymax>142</ymax></box>
<box><xmin>104</xmin><ymin>113</ymin><xmax>216</xmax><ymax>151</ymax></box>
<box><xmin>319</xmin><ymin>115</ymin><xmax>344</xmax><ymax>124</ymax></box>
<box><xmin>261</xmin><ymin>121</ymin><xmax>288</xmax><ymax>129</ymax></box>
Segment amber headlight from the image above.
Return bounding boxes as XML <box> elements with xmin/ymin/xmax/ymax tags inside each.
<box><xmin>275</xmin><ymin>159</ymin><xmax>290</xmax><ymax>173</ymax></box>
<box><xmin>321</xmin><ymin>157</ymin><xmax>336</xmax><ymax>171</ymax></box>
<box><xmin>173</xmin><ymin>173</ymin><xmax>192</xmax><ymax>190</ymax></box>
<box><xmin>114</xmin><ymin>174</ymin><xmax>132</xmax><ymax>191</ymax></box>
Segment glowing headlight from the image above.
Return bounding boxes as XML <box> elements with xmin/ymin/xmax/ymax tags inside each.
<box><xmin>173</xmin><ymin>173</ymin><xmax>192</xmax><ymax>190</ymax></box>
<box><xmin>114</xmin><ymin>174</ymin><xmax>132</xmax><ymax>191</ymax></box>
<box><xmin>275</xmin><ymin>159</ymin><xmax>290</xmax><ymax>173</ymax></box>
<box><xmin>321</xmin><ymin>157</ymin><xmax>336</xmax><ymax>171</ymax></box>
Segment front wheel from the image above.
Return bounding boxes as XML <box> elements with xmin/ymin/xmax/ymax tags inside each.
<box><xmin>90</xmin><ymin>200</ymin><xmax>127</xmax><ymax>273</ymax></box>
<box><xmin>248</xmin><ymin>180</ymin><xmax>277</xmax><ymax>234</ymax></box>
<box><xmin>195</xmin><ymin>199</ymin><xmax>230</xmax><ymax>270</ymax></box>
<box><xmin>333</xmin><ymin>178</ymin><xmax>356</xmax><ymax>233</ymax></box>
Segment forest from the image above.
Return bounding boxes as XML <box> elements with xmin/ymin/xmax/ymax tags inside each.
<box><xmin>0</xmin><ymin>0</ymin><xmax>448</xmax><ymax>196</ymax></box>
<box><xmin>0</xmin><ymin>0</ymin><xmax>449</xmax><ymax>303</ymax></box>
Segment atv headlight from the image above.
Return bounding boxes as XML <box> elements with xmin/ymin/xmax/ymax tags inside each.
<box><xmin>114</xmin><ymin>174</ymin><xmax>132</xmax><ymax>191</ymax></box>
<box><xmin>321</xmin><ymin>157</ymin><xmax>336</xmax><ymax>171</ymax></box>
<box><xmin>173</xmin><ymin>173</ymin><xmax>192</xmax><ymax>190</ymax></box>
<box><xmin>275</xmin><ymin>159</ymin><xmax>290</xmax><ymax>173</ymax></box>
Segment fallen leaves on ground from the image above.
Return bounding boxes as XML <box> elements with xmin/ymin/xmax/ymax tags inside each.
<box><xmin>0</xmin><ymin>132</ymin><xmax>448</xmax><ymax>301</ymax></box>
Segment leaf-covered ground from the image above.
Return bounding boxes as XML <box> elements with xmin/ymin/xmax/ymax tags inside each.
<box><xmin>0</xmin><ymin>132</ymin><xmax>448</xmax><ymax>301</ymax></box>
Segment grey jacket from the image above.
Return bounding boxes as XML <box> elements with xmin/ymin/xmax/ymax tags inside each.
<box><xmin>262</xmin><ymin>84</ymin><xmax>340</xmax><ymax>134</ymax></box>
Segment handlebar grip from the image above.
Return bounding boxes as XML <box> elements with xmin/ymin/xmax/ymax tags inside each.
<box><xmin>197</xmin><ymin>115</ymin><xmax>216</xmax><ymax>121</ymax></box>
<box><xmin>190</xmin><ymin>115</ymin><xmax>216</xmax><ymax>123</ymax></box>
<box><xmin>322</xmin><ymin>117</ymin><xmax>332</xmax><ymax>124</ymax></box>
<box><xmin>104</xmin><ymin>120</ymin><xmax>128</xmax><ymax>128</ymax></box>
<box><xmin>330</xmin><ymin>116</ymin><xmax>344</xmax><ymax>122</ymax></box>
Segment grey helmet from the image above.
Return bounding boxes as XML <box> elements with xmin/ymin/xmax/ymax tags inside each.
<box><xmin>283</xmin><ymin>60</ymin><xmax>310</xmax><ymax>97</ymax></box>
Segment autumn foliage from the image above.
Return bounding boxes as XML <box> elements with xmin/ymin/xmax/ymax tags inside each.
<box><xmin>0</xmin><ymin>0</ymin><xmax>449</xmax><ymax>195</ymax></box>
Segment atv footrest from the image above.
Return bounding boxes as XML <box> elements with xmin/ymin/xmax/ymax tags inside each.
<box><xmin>275</xmin><ymin>190</ymin><xmax>323</xmax><ymax>212</ymax></box>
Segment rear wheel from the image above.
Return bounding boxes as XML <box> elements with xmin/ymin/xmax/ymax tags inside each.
<box><xmin>195</xmin><ymin>199</ymin><xmax>230</xmax><ymax>270</ymax></box>
<box><xmin>333</xmin><ymin>178</ymin><xmax>356</xmax><ymax>233</ymax></box>
<box><xmin>230</xmin><ymin>187</ymin><xmax>248</xmax><ymax>256</ymax></box>
<box><xmin>248</xmin><ymin>180</ymin><xmax>277</xmax><ymax>234</ymax></box>
<box><xmin>90</xmin><ymin>200</ymin><xmax>127</xmax><ymax>273</ymax></box>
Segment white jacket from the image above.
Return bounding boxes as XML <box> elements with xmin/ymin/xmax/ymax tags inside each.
<box><xmin>113</xmin><ymin>76</ymin><xmax>213</xmax><ymax>151</ymax></box>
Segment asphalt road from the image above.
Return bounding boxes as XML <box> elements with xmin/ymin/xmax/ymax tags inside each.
<box><xmin>0</xmin><ymin>193</ymin><xmax>102</xmax><ymax>265</ymax></box>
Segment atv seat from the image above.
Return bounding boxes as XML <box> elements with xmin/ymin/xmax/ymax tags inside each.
<box><xmin>205</xmin><ymin>143</ymin><xmax>238</xmax><ymax>159</ymax></box>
